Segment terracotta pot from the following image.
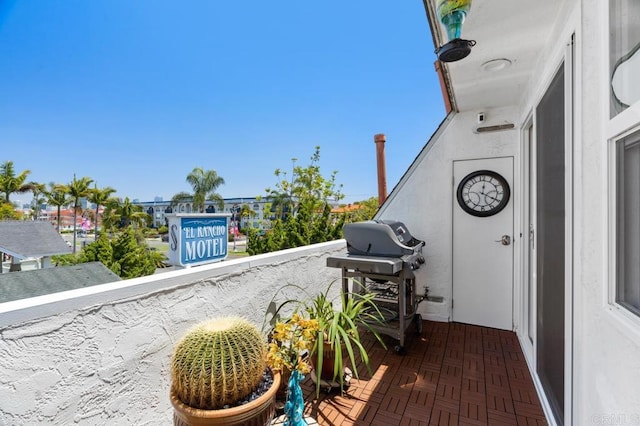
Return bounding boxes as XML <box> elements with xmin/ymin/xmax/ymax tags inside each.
<box><xmin>170</xmin><ymin>372</ymin><xmax>281</xmax><ymax>426</ymax></box>
<box><xmin>318</xmin><ymin>342</ymin><xmax>351</xmax><ymax>383</ymax></box>
<box><xmin>275</xmin><ymin>367</ymin><xmax>291</xmax><ymax>402</ymax></box>
<box><xmin>319</xmin><ymin>343</ymin><xmax>338</xmax><ymax>381</ymax></box>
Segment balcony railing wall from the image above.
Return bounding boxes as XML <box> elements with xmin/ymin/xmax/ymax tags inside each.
<box><xmin>0</xmin><ymin>240</ymin><xmax>345</xmax><ymax>425</ymax></box>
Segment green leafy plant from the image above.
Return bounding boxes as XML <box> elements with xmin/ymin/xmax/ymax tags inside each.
<box><xmin>247</xmin><ymin>147</ymin><xmax>345</xmax><ymax>255</ymax></box>
<box><xmin>0</xmin><ymin>202</ymin><xmax>21</xmax><ymax>220</ymax></box>
<box><xmin>80</xmin><ymin>228</ymin><xmax>162</xmax><ymax>278</ymax></box>
<box><xmin>265</xmin><ymin>281</ymin><xmax>387</xmax><ymax>396</ymax></box>
<box><xmin>171</xmin><ymin>316</ymin><xmax>268</xmax><ymax>410</ymax></box>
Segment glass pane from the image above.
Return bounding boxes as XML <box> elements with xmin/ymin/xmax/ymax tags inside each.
<box><xmin>536</xmin><ymin>64</ymin><xmax>565</xmax><ymax>424</ymax></box>
<box><xmin>617</xmin><ymin>132</ymin><xmax>640</xmax><ymax>315</ymax></box>
<box><xmin>610</xmin><ymin>0</ymin><xmax>640</xmax><ymax>117</ymax></box>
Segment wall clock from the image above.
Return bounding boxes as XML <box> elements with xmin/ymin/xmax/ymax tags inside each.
<box><xmin>456</xmin><ymin>170</ymin><xmax>510</xmax><ymax>217</ymax></box>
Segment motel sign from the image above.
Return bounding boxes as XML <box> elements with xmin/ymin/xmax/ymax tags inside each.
<box><xmin>166</xmin><ymin>213</ymin><xmax>231</xmax><ymax>267</ymax></box>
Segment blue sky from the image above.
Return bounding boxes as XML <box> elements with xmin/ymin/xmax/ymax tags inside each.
<box><xmin>0</xmin><ymin>0</ymin><xmax>445</xmax><ymax>206</ymax></box>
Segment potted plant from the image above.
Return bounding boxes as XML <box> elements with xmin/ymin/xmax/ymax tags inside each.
<box><xmin>170</xmin><ymin>316</ymin><xmax>281</xmax><ymax>426</ymax></box>
<box><xmin>265</xmin><ymin>281</ymin><xmax>387</xmax><ymax>397</ymax></box>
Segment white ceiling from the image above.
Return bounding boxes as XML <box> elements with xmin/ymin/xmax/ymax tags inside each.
<box><xmin>424</xmin><ymin>0</ymin><xmax>564</xmax><ymax>113</ymax></box>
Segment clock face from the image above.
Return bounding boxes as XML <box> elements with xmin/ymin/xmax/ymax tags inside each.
<box><xmin>456</xmin><ymin>170</ymin><xmax>510</xmax><ymax>217</ymax></box>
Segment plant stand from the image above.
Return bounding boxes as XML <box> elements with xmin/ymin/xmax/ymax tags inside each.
<box><xmin>308</xmin><ymin>367</ymin><xmax>353</xmax><ymax>394</ymax></box>
<box><xmin>271</xmin><ymin>415</ymin><xmax>318</xmax><ymax>425</ymax></box>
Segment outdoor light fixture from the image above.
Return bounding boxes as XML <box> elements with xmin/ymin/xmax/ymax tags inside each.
<box><xmin>435</xmin><ymin>0</ymin><xmax>476</xmax><ymax>62</ymax></box>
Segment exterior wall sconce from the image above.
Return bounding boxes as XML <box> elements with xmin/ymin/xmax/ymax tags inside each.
<box><xmin>435</xmin><ymin>0</ymin><xmax>476</xmax><ymax>62</ymax></box>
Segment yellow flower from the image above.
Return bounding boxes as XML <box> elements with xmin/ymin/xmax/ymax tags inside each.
<box><xmin>267</xmin><ymin>316</ymin><xmax>319</xmax><ymax>375</ymax></box>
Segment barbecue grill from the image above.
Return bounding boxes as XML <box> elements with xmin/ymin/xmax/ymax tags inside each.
<box><xmin>327</xmin><ymin>220</ymin><xmax>428</xmax><ymax>354</ymax></box>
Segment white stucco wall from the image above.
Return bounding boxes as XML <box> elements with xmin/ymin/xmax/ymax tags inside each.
<box><xmin>376</xmin><ymin>1</ymin><xmax>640</xmax><ymax>423</ymax></box>
<box><xmin>376</xmin><ymin>108</ymin><xmax>519</xmax><ymax>323</ymax></box>
<box><xmin>0</xmin><ymin>241</ymin><xmax>344</xmax><ymax>425</ymax></box>
<box><xmin>574</xmin><ymin>0</ymin><xmax>640</xmax><ymax>423</ymax></box>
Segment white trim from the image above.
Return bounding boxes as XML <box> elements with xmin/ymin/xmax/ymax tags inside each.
<box><xmin>517</xmin><ymin>332</ymin><xmax>558</xmax><ymax>426</ymax></box>
<box><xmin>605</xmin><ymin>0</ymin><xmax>640</xmax><ymax>336</ymax></box>
<box><xmin>607</xmin><ymin>126</ymin><xmax>640</xmax><ymax>336</ymax></box>
<box><xmin>571</xmin><ymin>8</ymin><xmax>586</xmax><ymax>423</ymax></box>
<box><xmin>607</xmin><ymin>103</ymin><xmax>640</xmax><ymax>138</ymax></box>
<box><xmin>564</xmin><ymin>34</ymin><xmax>575</xmax><ymax>426</ymax></box>
<box><xmin>518</xmin><ymin>114</ymin><xmax>535</xmax><ymax>361</ymax></box>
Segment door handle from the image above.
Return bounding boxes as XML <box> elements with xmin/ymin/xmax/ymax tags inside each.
<box><xmin>495</xmin><ymin>235</ymin><xmax>511</xmax><ymax>245</ymax></box>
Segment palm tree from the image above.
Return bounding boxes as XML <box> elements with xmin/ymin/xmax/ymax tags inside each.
<box><xmin>106</xmin><ymin>197</ymin><xmax>148</xmax><ymax>229</ymax></box>
<box><xmin>29</xmin><ymin>182</ymin><xmax>47</xmax><ymax>220</ymax></box>
<box><xmin>267</xmin><ymin>189</ymin><xmax>294</xmax><ymax>220</ymax></box>
<box><xmin>65</xmin><ymin>174</ymin><xmax>94</xmax><ymax>253</ymax></box>
<box><xmin>265</xmin><ymin>166</ymin><xmax>296</xmax><ymax>220</ymax></box>
<box><xmin>0</xmin><ymin>161</ymin><xmax>34</xmax><ymax>203</ymax></box>
<box><xmin>239</xmin><ymin>204</ymin><xmax>256</xmax><ymax>230</ymax></box>
<box><xmin>88</xmin><ymin>184</ymin><xmax>116</xmax><ymax>240</ymax></box>
<box><xmin>101</xmin><ymin>197</ymin><xmax>121</xmax><ymax>233</ymax></box>
<box><xmin>171</xmin><ymin>167</ymin><xmax>225</xmax><ymax>213</ymax></box>
<box><xmin>45</xmin><ymin>182</ymin><xmax>70</xmax><ymax>232</ymax></box>
<box><xmin>45</xmin><ymin>183</ymin><xmax>70</xmax><ymax>232</ymax></box>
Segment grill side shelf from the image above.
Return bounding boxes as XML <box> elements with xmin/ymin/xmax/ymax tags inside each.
<box><xmin>326</xmin><ymin>254</ymin><xmax>403</xmax><ymax>275</ymax></box>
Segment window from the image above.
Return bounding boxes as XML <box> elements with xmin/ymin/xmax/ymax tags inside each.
<box><xmin>610</xmin><ymin>0</ymin><xmax>640</xmax><ymax>117</ymax></box>
<box><xmin>616</xmin><ymin>131</ymin><xmax>640</xmax><ymax>316</ymax></box>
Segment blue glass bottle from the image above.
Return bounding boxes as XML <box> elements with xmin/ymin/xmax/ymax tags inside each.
<box><xmin>283</xmin><ymin>370</ymin><xmax>307</xmax><ymax>426</ymax></box>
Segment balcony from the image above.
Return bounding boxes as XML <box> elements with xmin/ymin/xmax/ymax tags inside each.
<box><xmin>300</xmin><ymin>321</ymin><xmax>546</xmax><ymax>425</ymax></box>
<box><xmin>0</xmin><ymin>240</ymin><xmax>547</xmax><ymax>425</ymax></box>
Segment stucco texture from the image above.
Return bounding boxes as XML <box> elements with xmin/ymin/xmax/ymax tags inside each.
<box><xmin>0</xmin><ymin>242</ymin><xmax>343</xmax><ymax>425</ymax></box>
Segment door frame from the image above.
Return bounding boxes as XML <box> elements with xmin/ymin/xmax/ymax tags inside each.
<box><xmin>517</xmin><ymin>35</ymin><xmax>575</xmax><ymax>426</ymax></box>
<box><xmin>451</xmin><ymin>156</ymin><xmax>515</xmax><ymax>330</ymax></box>
<box><xmin>519</xmin><ymin>114</ymin><xmax>536</xmax><ymax>358</ymax></box>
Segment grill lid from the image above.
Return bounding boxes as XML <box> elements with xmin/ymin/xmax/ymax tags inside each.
<box><xmin>343</xmin><ymin>220</ymin><xmax>424</xmax><ymax>257</ymax></box>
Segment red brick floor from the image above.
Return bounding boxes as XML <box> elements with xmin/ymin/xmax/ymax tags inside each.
<box><xmin>295</xmin><ymin>321</ymin><xmax>547</xmax><ymax>426</ymax></box>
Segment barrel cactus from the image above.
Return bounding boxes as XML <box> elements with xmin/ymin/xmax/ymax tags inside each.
<box><xmin>170</xmin><ymin>316</ymin><xmax>268</xmax><ymax>410</ymax></box>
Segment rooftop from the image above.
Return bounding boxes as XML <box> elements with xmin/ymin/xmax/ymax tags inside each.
<box><xmin>0</xmin><ymin>262</ymin><xmax>121</xmax><ymax>304</ymax></box>
<box><xmin>0</xmin><ymin>221</ymin><xmax>71</xmax><ymax>260</ymax></box>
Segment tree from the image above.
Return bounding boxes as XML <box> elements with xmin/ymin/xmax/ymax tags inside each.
<box><xmin>0</xmin><ymin>202</ymin><xmax>20</xmax><ymax>220</ymax></box>
<box><xmin>239</xmin><ymin>204</ymin><xmax>256</xmax><ymax>231</ymax></box>
<box><xmin>247</xmin><ymin>146</ymin><xmax>345</xmax><ymax>255</ymax></box>
<box><xmin>45</xmin><ymin>183</ymin><xmax>70</xmax><ymax>232</ymax></box>
<box><xmin>103</xmin><ymin>196</ymin><xmax>148</xmax><ymax>230</ymax></box>
<box><xmin>342</xmin><ymin>196</ymin><xmax>379</xmax><ymax>222</ymax></box>
<box><xmin>264</xmin><ymin>164</ymin><xmax>296</xmax><ymax>221</ymax></box>
<box><xmin>65</xmin><ymin>174</ymin><xmax>94</xmax><ymax>253</ymax></box>
<box><xmin>78</xmin><ymin>233</ymin><xmax>113</xmax><ymax>266</ymax></box>
<box><xmin>101</xmin><ymin>198</ymin><xmax>121</xmax><ymax>232</ymax></box>
<box><xmin>76</xmin><ymin>227</ymin><xmax>164</xmax><ymax>278</ymax></box>
<box><xmin>88</xmin><ymin>184</ymin><xmax>116</xmax><ymax>240</ymax></box>
<box><xmin>0</xmin><ymin>161</ymin><xmax>34</xmax><ymax>203</ymax></box>
<box><xmin>28</xmin><ymin>182</ymin><xmax>47</xmax><ymax>220</ymax></box>
<box><xmin>108</xmin><ymin>228</ymin><xmax>158</xmax><ymax>278</ymax></box>
<box><xmin>171</xmin><ymin>167</ymin><xmax>225</xmax><ymax>213</ymax></box>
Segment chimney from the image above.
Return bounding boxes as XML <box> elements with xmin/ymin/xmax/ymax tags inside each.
<box><xmin>374</xmin><ymin>133</ymin><xmax>387</xmax><ymax>207</ymax></box>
